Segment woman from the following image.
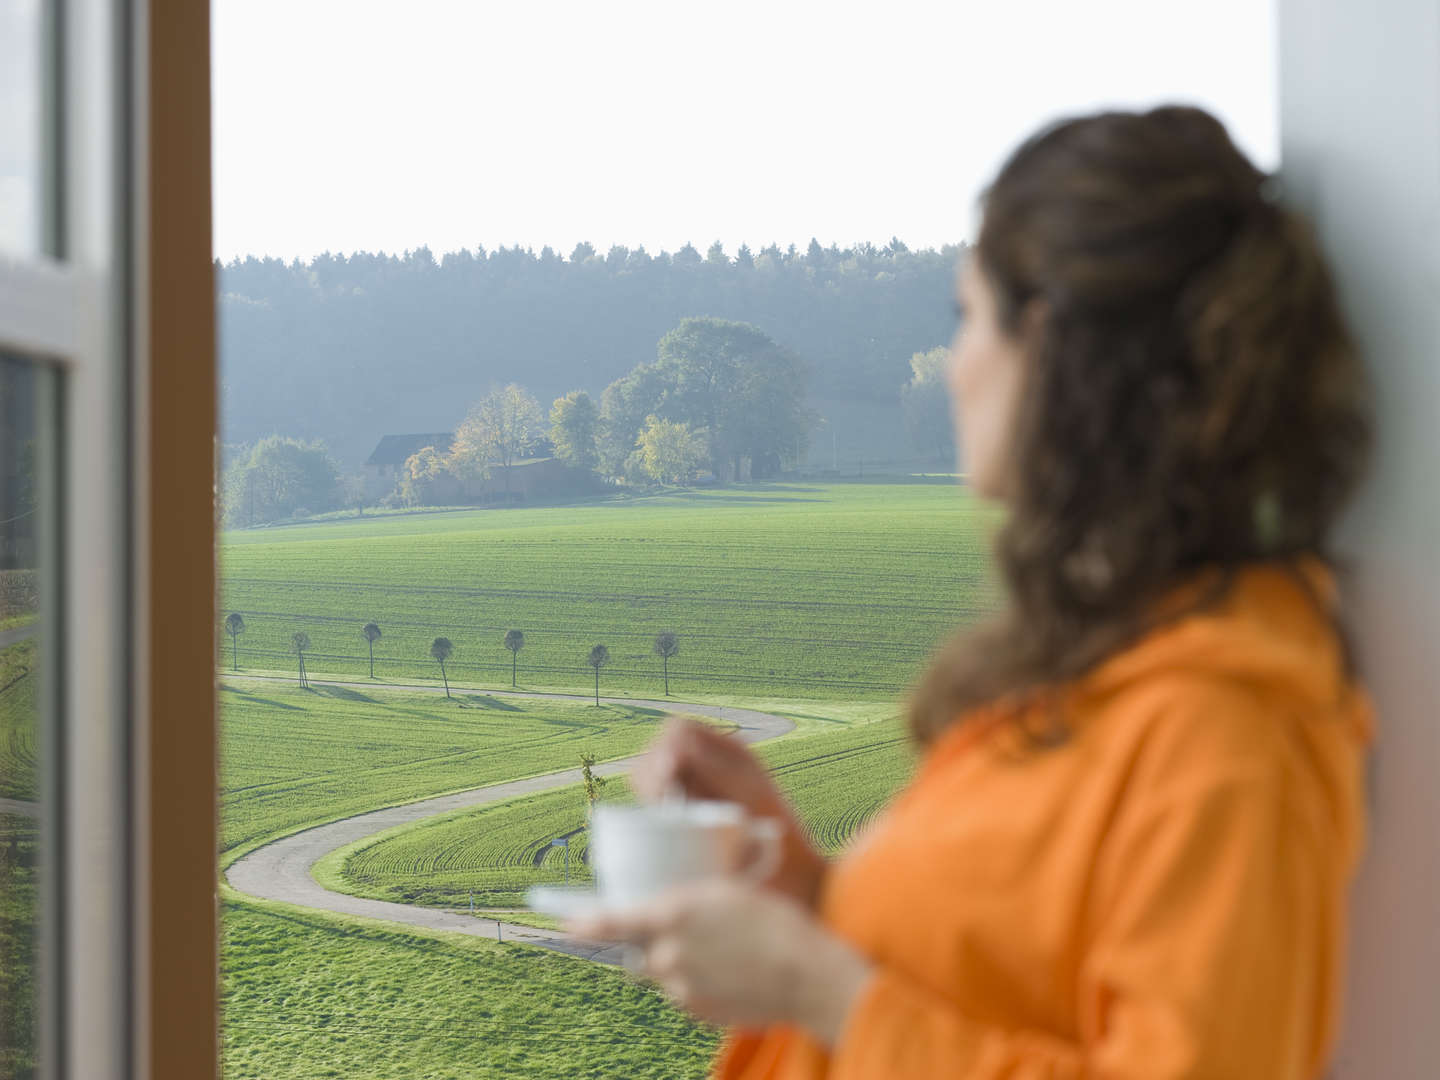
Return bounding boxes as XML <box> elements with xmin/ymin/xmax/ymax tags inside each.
<box><xmin>571</xmin><ymin>105</ymin><xmax>1374</xmax><ymax>1078</ymax></box>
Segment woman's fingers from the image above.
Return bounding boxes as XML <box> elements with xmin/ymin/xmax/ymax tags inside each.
<box><xmin>631</xmin><ymin>715</ymin><xmax>769</xmax><ymax>804</ymax></box>
<box><xmin>565</xmin><ymin>889</ymin><xmax>686</xmax><ymax>944</ymax></box>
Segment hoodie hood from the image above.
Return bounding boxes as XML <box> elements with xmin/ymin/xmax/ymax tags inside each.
<box><xmin>1080</xmin><ymin>555</ymin><xmax>1373</xmax><ymax>744</ymax></box>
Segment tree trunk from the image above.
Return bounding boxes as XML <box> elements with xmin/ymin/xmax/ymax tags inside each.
<box><xmin>594</xmin><ymin>667</ymin><xmax>600</xmax><ymax>706</ymax></box>
<box><xmin>440</xmin><ymin>660</ymin><xmax>450</xmax><ymax>698</ymax></box>
<box><xmin>663</xmin><ymin>656</ymin><xmax>669</xmax><ymax>695</ymax></box>
<box><xmin>368</xmin><ymin>639</ymin><xmax>374</xmax><ymax>678</ymax></box>
<box><xmin>231</xmin><ymin>633</ymin><xmax>237</xmax><ymax>673</ymax></box>
<box><xmin>511</xmin><ymin>652</ymin><xmax>517</xmax><ymax>687</ymax></box>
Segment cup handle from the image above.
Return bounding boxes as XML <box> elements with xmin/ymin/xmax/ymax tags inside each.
<box><xmin>737</xmin><ymin>818</ymin><xmax>784</xmax><ymax>885</ymax></box>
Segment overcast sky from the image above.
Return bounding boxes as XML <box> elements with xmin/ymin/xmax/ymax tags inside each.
<box><xmin>210</xmin><ymin>0</ymin><xmax>1277</xmax><ymax>263</ymax></box>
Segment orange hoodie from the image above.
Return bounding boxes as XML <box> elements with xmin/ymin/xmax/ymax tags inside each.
<box><xmin>716</xmin><ymin>557</ymin><xmax>1372</xmax><ymax>1079</ymax></box>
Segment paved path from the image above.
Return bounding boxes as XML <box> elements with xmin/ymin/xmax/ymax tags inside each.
<box><xmin>0</xmin><ymin>798</ymin><xmax>39</xmax><ymax>818</ymax></box>
<box><xmin>224</xmin><ymin>674</ymin><xmax>795</xmax><ymax>964</ymax></box>
<box><xmin>0</xmin><ymin>623</ymin><xmax>39</xmax><ymax>650</ymax></box>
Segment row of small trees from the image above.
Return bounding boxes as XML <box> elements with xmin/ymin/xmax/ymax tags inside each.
<box><xmin>222</xmin><ymin>613</ymin><xmax>683</xmax><ymax>701</ymax></box>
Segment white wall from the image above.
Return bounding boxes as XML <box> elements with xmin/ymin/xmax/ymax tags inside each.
<box><xmin>1278</xmin><ymin>3</ymin><xmax>1440</xmax><ymax>1076</ymax></box>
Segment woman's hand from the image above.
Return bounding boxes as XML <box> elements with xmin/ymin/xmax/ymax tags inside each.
<box><xmin>568</xmin><ymin>878</ymin><xmax>873</xmax><ymax>1046</ymax></box>
<box><xmin>630</xmin><ymin>716</ymin><xmax>828</xmax><ymax>909</ymax></box>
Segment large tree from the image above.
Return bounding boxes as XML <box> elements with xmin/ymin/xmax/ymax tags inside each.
<box><xmin>605</xmin><ymin>317</ymin><xmax>808</xmax><ymax>482</ymax></box>
<box><xmin>451</xmin><ymin>384</ymin><xmax>545</xmax><ymax>494</ymax></box>
<box><xmin>597</xmin><ymin>364</ymin><xmax>666</xmax><ymax>477</ymax></box>
<box><xmin>221</xmin><ymin>435</ymin><xmax>341</xmax><ymax>526</ymax></box>
<box><xmin>430</xmin><ymin>637</ymin><xmax>454</xmax><ymax>698</ymax></box>
<box><xmin>362</xmin><ymin>621</ymin><xmax>381</xmax><ymax>678</ymax></box>
<box><xmin>549</xmin><ymin>390</ymin><xmax>600</xmax><ymax>470</ymax></box>
<box><xmin>900</xmin><ymin>346</ymin><xmax>954</xmax><ymax>464</ymax></box>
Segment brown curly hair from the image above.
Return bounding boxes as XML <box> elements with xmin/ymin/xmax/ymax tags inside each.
<box><xmin>909</xmin><ymin>105</ymin><xmax>1373</xmax><ymax>745</ymax></box>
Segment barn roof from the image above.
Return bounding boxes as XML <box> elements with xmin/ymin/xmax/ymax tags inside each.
<box><xmin>364</xmin><ymin>433</ymin><xmax>454</xmax><ymax>466</ymax></box>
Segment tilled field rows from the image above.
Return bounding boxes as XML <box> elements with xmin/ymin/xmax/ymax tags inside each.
<box><xmin>337</xmin><ymin>718</ymin><xmax>916</xmax><ymax>908</ymax></box>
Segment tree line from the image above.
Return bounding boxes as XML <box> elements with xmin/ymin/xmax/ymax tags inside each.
<box><xmin>219</xmin><ymin>323</ymin><xmax>952</xmax><ymax>523</ymax></box>
<box><xmin>222</xmin><ymin>612</ymin><xmax>684</xmax><ymax>701</ymax></box>
<box><xmin>219</xmin><ymin>238</ymin><xmax>965</xmax><ymax>469</ymax></box>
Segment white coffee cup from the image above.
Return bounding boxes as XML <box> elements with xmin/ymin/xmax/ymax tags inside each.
<box><xmin>589</xmin><ymin>800</ymin><xmax>783</xmax><ymax>909</ymax></box>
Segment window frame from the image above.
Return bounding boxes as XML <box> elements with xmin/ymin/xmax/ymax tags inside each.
<box><xmin>0</xmin><ymin>0</ymin><xmax>217</xmax><ymax>1077</ymax></box>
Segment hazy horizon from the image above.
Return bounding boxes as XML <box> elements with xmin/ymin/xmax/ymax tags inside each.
<box><xmin>211</xmin><ymin>0</ymin><xmax>1277</xmax><ymax>264</ymax></box>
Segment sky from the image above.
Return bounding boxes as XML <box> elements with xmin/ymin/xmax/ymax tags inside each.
<box><xmin>210</xmin><ymin>0</ymin><xmax>1278</xmax><ymax>263</ymax></box>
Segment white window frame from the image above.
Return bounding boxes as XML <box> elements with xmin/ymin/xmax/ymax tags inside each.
<box><xmin>0</xmin><ymin>0</ymin><xmax>135</xmax><ymax>1075</ymax></box>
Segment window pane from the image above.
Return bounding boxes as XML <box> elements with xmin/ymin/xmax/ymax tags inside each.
<box><xmin>0</xmin><ymin>354</ymin><xmax>50</xmax><ymax>1077</ymax></box>
<box><xmin>0</xmin><ymin>0</ymin><xmax>45</xmax><ymax>256</ymax></box>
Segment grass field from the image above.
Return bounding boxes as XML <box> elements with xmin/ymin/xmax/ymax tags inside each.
<box><xmin>222</xmin><ymin>899</ymin><xmax>720</xmax><ymax>1080</ymax></box>
<box><xmin>219</xmin><ymin>680</ymin><xmax>728</xmax><ymax>863</ymax></box>
<box><xmin>220</xmin><ymin>483</ymin><xmax>1002</xmax><ymax>701</ymax></box>
<box><xmin>1</xmin><ymin>636</ymin><xmax>39</xmax><ymax>1075</ymax></box>
<box><xmin>324</xmin><ymin>717</ymin><xmax>917</xmax><ymax>909</ymax></box>
<box><xmin>218</xmin><ymin>481</ymin><xmax>1000</xmax><ymax>1080</ymax></box>
<box><xmin>0</xmin><ymin>638</ymin><xmax>38</xmax><ymax>803</ymax></box>
<box><xmin>0</xmin><ymin>813</ymin><xmax>39</xmax><ymax>1079</ymax></box>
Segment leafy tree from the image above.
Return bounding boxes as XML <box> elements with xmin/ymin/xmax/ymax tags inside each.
<box><xmin>635</xmin><ymin>416</ymin><xmax>706</xmax><ymax>485</ymax></box>
<box><xmin>430</xmin><ymin>637</ymin><xmax>454</xmax><ymax>698</ymax></box>
<box><xmin>586</xmin><ymin>644</ymin><xmax>609</xmax><ymax>706</ymax></box>
<box><xmin>362</xmin><ymin>621</ymin><xmax>381</xmax><ymax>678</ymax></box>
<box><xmin>549</xmin><ymin>390</ymin><xmax>600</xmax><ymax>470</ymax></box>
<box><xmin>705</xmin><ymin>240</ymin><xmax>728</xmax><ymax>266</ymax></box>
<box><xmin>398</xmin><ymin>445</ymin><xmax>456</xmax><ymax>507</ymax></box>
<box><xmin>504</xmin><ymin>629</ymin><xmax>524</xmax><ymax>687</ymax></box>
<box><xmin>899</xmin><ymin>346</ymin><xmax>954</xmax><ymax>463</ymax></box>
<box><xmin>579</xmin><ymin>750</ymin><xmax>608</xmax><ymax>809</ymax></box>
<box><xmin>598</xmin><ymin>364</ymin><xmax>665</xmax><ymax>476</ymax></box>
<box><xmin>649</xmin><ymin>317</ymin><xmax>808</xmax><ymax>481</ymax></box>
<box><xmin>653</xmin><ymin>631</ymin><xmax>679</xmax><ymax>695</ymax></box>
<box><xmin>224</xmin><ymin>612</ymin><xmax>245</xmax><ymax>672</ymax></box>
<box><xmin>452</xmin><ymin>384</ymin><xmax>544</xmax><ymax>494</ymax></box>
<box><xmin>291</xmin><ymin>631</ymin><xmax>311</xmax><ymax>688</ymax></box>
<box><xmin>221</xmin><ymin>435</ymin><xmax>341</xmax><ymax>526</ymax></box>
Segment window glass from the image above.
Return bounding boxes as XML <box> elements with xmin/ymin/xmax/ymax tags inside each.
<box><xmin>0</xmin><ymin>0</ymin><xmax>44</xmax><ymax>256</ymax></box>
<box><xmin>0</xmin><ymin>354</ymin><xmax>51</xmax><ymax>1078</ymax></box>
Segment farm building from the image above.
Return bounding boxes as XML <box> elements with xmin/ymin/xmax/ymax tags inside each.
<box><xmin>363</xmin><ymin>432</ymin><xmax>454</xmax><ymax>501</ymax></box>
<box><xmin>362</xmin><ymin>433</ymin><xmax>601</xmax><ymax>505</ymax></box>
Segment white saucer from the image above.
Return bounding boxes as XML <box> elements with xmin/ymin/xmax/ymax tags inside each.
<box><xmin>526</xmin><ymin>885</ymin><xmax>626</xmax><ymax>920</ymax></box>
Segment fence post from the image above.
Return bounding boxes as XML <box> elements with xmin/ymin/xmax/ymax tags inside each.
<box><xmin>496</xmin><ymin>918</ymin><xmax>502</xmax><ymax>943</ymax></box>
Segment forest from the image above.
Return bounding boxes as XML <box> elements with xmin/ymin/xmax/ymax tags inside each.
<box><xmin>218</xmin><ymin>239</ymin><xmax>965</xmax><ymax>470</ymax></box>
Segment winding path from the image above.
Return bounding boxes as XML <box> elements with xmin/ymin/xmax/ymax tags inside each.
<box><xmin>0</xmin><ymin>623</ymin><xmax>39</xmax><ymax>650</ymax></box>
<box><xmin>223</xmin><ymin>674</ymin><xmax>795</xmax><ymax>964</ymax></box>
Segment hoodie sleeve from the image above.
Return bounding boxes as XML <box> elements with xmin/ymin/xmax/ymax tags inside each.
<box><xmin>826</xmin><ymin>689</ymin><xmax>1346</xmax><ymax>1079</ymax></box>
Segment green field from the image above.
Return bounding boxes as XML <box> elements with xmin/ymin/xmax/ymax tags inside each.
<box><xmin>219</xmin><ymin>482</ymin><xmax>999</xmax><ymax>1080</ymax></box>
<box><xmin>0</xmin><ymin>638</ymin><xmax>38</xmax><ymax>803</ymax></box>
<box><xmin>325</xmin><ymin>717</ymin><xmax>916</xmax><ymax>909</ymax></box>
<box><xmin>1</xmin><ymin>635</ymin><xmax>40</xmax><ymax>1076</ymax></box>
<box><xmin>219</xmin><ymin>680</ymin><xmax>732</xmax><ymax>863</ymax></box>
<box><xmin>220</xmin><ymin>483</ymin><xmax>1001</xmax><ymax>700</ymax></box>
<box><xmin>222</xmin><ymin>900</ymin><xmax>719</xmax><ymax>1080</ymax></box>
